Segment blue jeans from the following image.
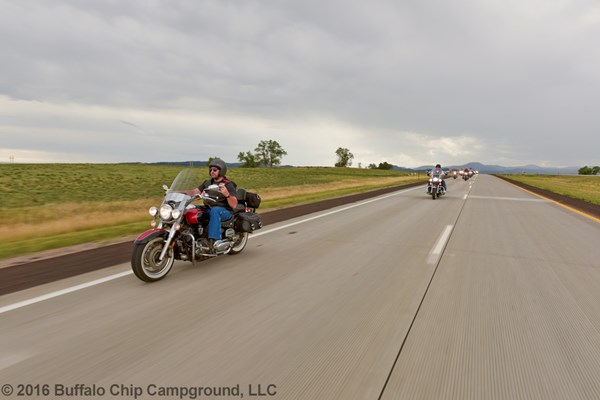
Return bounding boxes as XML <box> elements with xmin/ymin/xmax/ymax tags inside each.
<box><xmin>208</xmin><ymin>207</ymin><xmax>232</xmax><ymax>240</ymax></box>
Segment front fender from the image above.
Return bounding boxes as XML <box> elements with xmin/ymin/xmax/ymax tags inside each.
<box><xmin>134</xmin><ymin>228</ymin><xmax>168</xmax><ymax>244</ymax></box>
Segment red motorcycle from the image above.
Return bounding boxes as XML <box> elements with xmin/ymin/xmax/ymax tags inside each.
<box><xmin>131</xmin><ymin>168</ymin><xmax>262</xmax><ymax>282</ymax></box>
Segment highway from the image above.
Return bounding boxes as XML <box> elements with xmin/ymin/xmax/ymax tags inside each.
<box><xmin>1</xmin><ymin>174</ymin><xmax>599</xmax><ymax>400</ymax></box>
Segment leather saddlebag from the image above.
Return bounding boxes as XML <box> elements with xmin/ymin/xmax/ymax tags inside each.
<box><xmin>235</xmin><ymin>212</ymin><xmax>262</xmax><ymax>232</ymax></box>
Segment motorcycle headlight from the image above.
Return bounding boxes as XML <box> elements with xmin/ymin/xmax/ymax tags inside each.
<box><xmin>171</xmin><ymin>209</ymin><xmax>182</xmax><ymax>219</ymax></box>
<box><xmin>160</xmin><ymin>204</ymin><xmax>173</xmax><ymax>220</ymax></box>
<box><xmin>433</xmin><ymin>177</ymin><xmax>440</xmax><ymax>182</ymax></box>
<box><xmin>149</xmin><ymin>206</ymin><xmax>158</xmax><ymax>217</ymax></box>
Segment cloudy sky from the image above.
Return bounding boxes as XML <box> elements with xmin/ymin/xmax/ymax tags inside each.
<box><xmin>1</xmin><ymin>0</ymin><xmax>599</xmax><ymax>168</ymax></box>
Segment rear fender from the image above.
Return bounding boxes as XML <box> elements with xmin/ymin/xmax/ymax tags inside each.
<box><xmin>134</xmin><ymin>228</ymin><xmax>168</xmax><ymax>244</ymax></box>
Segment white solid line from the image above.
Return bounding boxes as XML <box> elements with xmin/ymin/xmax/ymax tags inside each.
<box><xmin>1</xmin><ymin>186</ymin><xmax>421</xmax><ymax>314</ymax></box>
<box><xmin>463</xmin><ymin>194</ymin><xmax>468</xmax><ymax>200</ymax></box>
<box><xmin>0</xmin><ymin>271</ymin><xmax>132</xmax><ymax>315</ymax></box>
<box><xmin>0</xmin><ymin>352</ymin><xmax>34</xmax><ymax>371</ymax></box>
<box><xmin>469</xmin><ymin>195</ymin><xmax>547</xmax><ymax>202</ymax></box>
<box><xmin>251</xmin><ymin>186</ymin><xmax>420</xmax><ymax>238</ymax></box>
<box><xmin>427</xmin><ymin>225</ymin><xmax>453</xmax><ymax>265</ymax></box>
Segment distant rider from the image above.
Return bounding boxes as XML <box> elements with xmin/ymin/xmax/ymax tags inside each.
<box><xmin>429</xmin><ymin>163</ymin><xmax>447</xmax><ymax>192</ymax></box>
<box><xmin>180</xmin><ymin>158</ymin><xmax>238</xmax><ymax>250</ymax></box>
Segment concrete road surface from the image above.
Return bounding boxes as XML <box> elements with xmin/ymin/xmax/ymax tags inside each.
<box><xmin>1</xmin><ymin>175</ymin><xmax>599</xmax><ymax>400</ymax></box>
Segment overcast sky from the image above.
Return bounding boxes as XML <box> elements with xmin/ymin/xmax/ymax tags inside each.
<box><xmin>1</xmin><ymin>0</ymin><xmax>599</xmax><ymax>168</ymax></box>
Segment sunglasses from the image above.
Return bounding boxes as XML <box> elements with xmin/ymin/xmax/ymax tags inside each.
<box><xmin>209</xmin><ymin>167</ymin><xmax>220</xmax><ymax>172</ymax></box>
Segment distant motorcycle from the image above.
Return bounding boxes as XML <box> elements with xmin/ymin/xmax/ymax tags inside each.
<box><xmin>452</xmin><ymin>170</ymin><xmax>458</xmax><ymax>179</ymax></box>
<box><xmin>427</xmin><ymin>171</ymin><xmax>446</xmax><ymax>200</ymax></box>
<box><xmin>131</xmin><ymin>168</ymin><xmax>262</xmax><ymax>282</ymax></box>
<box><xmin>462</xmin><ymin>169</ymin><xmax>470</xmax><ymax>181</ymax></box>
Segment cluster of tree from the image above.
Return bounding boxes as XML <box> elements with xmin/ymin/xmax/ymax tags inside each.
<box><xmin>578</xmin><ymin>165</ymin><xmax>600</xmax><ymax>175</ymax></box>
<box><xmin>335</xmin><ymin>147</ymin><xmax>394</xmax><ymax>170</ymax></box>
<box><xmin>237</xmin><ymin>140</ymin><xmax>287</xmax><ymax>167</ymax></box>
<box><xmin>367</xmin><ymin>162</ymin><xmax>394</xmax><ymax>170</ymax></box>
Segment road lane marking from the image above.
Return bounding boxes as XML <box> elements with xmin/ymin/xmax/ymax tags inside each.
<box><xmin>427</xmin><ymin>225</ymin><xmax>453</xmax><ymax>265</ymax></box>
<box><xmin>0</xmin><ymin>271</ymin><xmax>132</xmax><ymax>315</ymax></box>
<box><xmin>469</xmin><ymin>195</ymin><xmax>547</xmax><ymax>202</ymax></box>
<box><xmin>251</xmin><ymin>186</ymin><xmax>420</xmax><ymax>238</ymax></box>
<box><xmin>0</xmin><ymin>352</ymin><xmax>35</xmax><ymax>372</ymax></box>
<box><xmin>1</xmin><ymin>186</ymin><xmax>422</xmax><ymax>314</ymax></box>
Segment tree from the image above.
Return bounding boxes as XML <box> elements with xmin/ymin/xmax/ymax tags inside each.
<box><xmin>237</xmin><ymin>151</ymin><xmax>260</xmax><ymax>168</ymax></box>
<box><xmin>335</xmin><ymin>147</ymin><xmax>354</xmax><ymax>167</ymax></box>
<box><xmin>368</xmin><ymin>163</ymin><xmax>377</xmax><ymax>169</ymax></box>
<box><xmin>580</xmin><ymin>165</ymin><xmax>600</xmax><ymax>175</ymax></box>
<box><xmin>255</xmin><ymin>140</ymin><xmax>287</xmax><ymax>167</ymax></box>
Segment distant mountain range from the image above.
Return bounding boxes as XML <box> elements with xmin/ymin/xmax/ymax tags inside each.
<box><xmin>135</xmin><ymin>161</ymin><xmax>581</xmax><ymax>175</ymax></box>
<box><xmin>410</xmin><ymin>162</ymin><xmax>581</xmax><ymax>175</ymax></box>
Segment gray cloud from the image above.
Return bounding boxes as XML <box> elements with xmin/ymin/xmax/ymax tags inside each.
<box><xmin>1</xmin><ymin>0</ymin><xmax>599</xmax><ymax>167</ymax></box>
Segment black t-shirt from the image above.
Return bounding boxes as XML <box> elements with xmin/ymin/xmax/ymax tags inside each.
<box><xmin>198</xmin><ymin>178</ymin><xmax>237</xmax><ymax>209</ymax></box>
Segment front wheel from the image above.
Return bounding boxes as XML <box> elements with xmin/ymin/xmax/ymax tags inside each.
<box><xmin>131</xmin><ymin>237</ymin><xmax>175</xmax><ymax>282</ymax></box>
<box><xmin>228</xmin><ymin>232</ymin><xmax>249</xmax><ymax>255</ymax></box>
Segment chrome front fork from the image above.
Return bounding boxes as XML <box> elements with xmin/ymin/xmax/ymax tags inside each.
<box><xmin>159</xmin><ymin>224</ymin><xmax>178</xmax><ymax>261</ymax></box>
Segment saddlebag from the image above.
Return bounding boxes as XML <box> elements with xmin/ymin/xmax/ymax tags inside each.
<box><xmin>236</xmin><ymin>189</ymin><xmax>262</xmax><ymax>209</ymax></box>
<box><xmin>235</xmin><ymin>212</ymin><xmax>263</xmax><ymax>232</ymax></box>
<box><xmin>245</xmin><ymin>192</ymin><xmax>261</xmax><ymax>209</ymax></box>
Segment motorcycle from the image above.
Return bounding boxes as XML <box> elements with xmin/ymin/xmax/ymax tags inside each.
<box><xmin>462</xmin><ymin>170</ymin><xmax>470</xmax><ymax>181</ymax></box>
<box><xmin>427</xmin><ymin>172</ymin><xmax>446</xmax><ymax>200</ymax></box>
<box><xmin>131</xmin><ymin>168</ymin><xmax>262</xmax><ymax>282</ymax></box>
<box><xmin>452</xmin><ymin>170</ymin><xmax>458</xmax><ymax>179</ymax></box>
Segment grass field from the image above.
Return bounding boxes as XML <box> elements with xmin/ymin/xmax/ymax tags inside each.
<box><xmin>497</xmin><ymin>174</ymin><xmax>600</xmax><ymax>205</ymax></box>
<box><xmin>0</xmin><ymin>164</ymin><xmax>426</xmax><ymax>260</ymax></box>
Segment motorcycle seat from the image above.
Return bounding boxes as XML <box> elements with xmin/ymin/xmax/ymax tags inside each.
<box><xmin>232</xmin><ymin>204</ymin><xmax>247</xmax><ymax>214</ymax></box>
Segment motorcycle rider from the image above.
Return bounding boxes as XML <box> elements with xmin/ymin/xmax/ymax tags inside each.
<box><xmin>429</xmin><ymin>163</ymin><xmax>447</xmax><ymax>192</ymax></box>
<box><xmin>180</xmin><ymin>158</ymin><xmax>238</xmax><ymax>250</ymax></box>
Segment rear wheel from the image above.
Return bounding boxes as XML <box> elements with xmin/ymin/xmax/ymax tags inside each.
<box><xmin>131</xmin><ymin>237</ymin><xmax>175</xmax><ymax>282</ymax></box>
<box><xmin>228</xmin><ymin>232</ymin><xmax>249</xmax><ymax>255</ymax></box>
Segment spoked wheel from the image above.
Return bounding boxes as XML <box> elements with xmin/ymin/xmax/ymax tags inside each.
<box><xmin>131</xmin><ymin>237</ymin><xmax>175</xmax><ymax>282</ymax></box>
<box><xmin>228</xmin><ymin>232</ymin><xmax>249</xmax><ymax>255</ymax></box>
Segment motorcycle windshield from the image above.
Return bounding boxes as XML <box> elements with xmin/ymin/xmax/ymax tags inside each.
<box><xmin>161</xmin><ymin>168</ymin><xmax>202</xmax><ymax>205</ymax></box>
<box><xmin>169</xmin><ymin>168</ymin><xmax>202</xmax><ymax>191</ymax></box>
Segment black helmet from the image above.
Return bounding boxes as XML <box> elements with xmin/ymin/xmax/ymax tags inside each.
<box><xmin>209</xmin><ymin>158</ymin><xmax>227</xmax><ymax>177</ymax></box>
<box><xmin>435</xmin><ymin>164</ymin><xmax>441</xmax><ymax>168</ymax></box>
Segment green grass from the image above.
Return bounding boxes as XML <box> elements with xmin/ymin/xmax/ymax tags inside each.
<box><xmin>0</xmin><ymin>164</ymin><xmax>425</xmax><ymax>260</ymax></box>
<box><xmin>1</xmin><ymin>164</ymin><xmax>183</xmax><ymax>206</ymax></box>
<box><xmin>0</xmin><ymin>164</ymin><xmax>420</xmax><ymax>207</ymax></box>
<box><xmin>497</xmin><ymin>174</ymin><xmax>600</xmax><ymax>205</ymax></box>
<box><xmin>0</xmin><ymin>220</ymin><xmax>150</xmax><ymax>260</ymax></box>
